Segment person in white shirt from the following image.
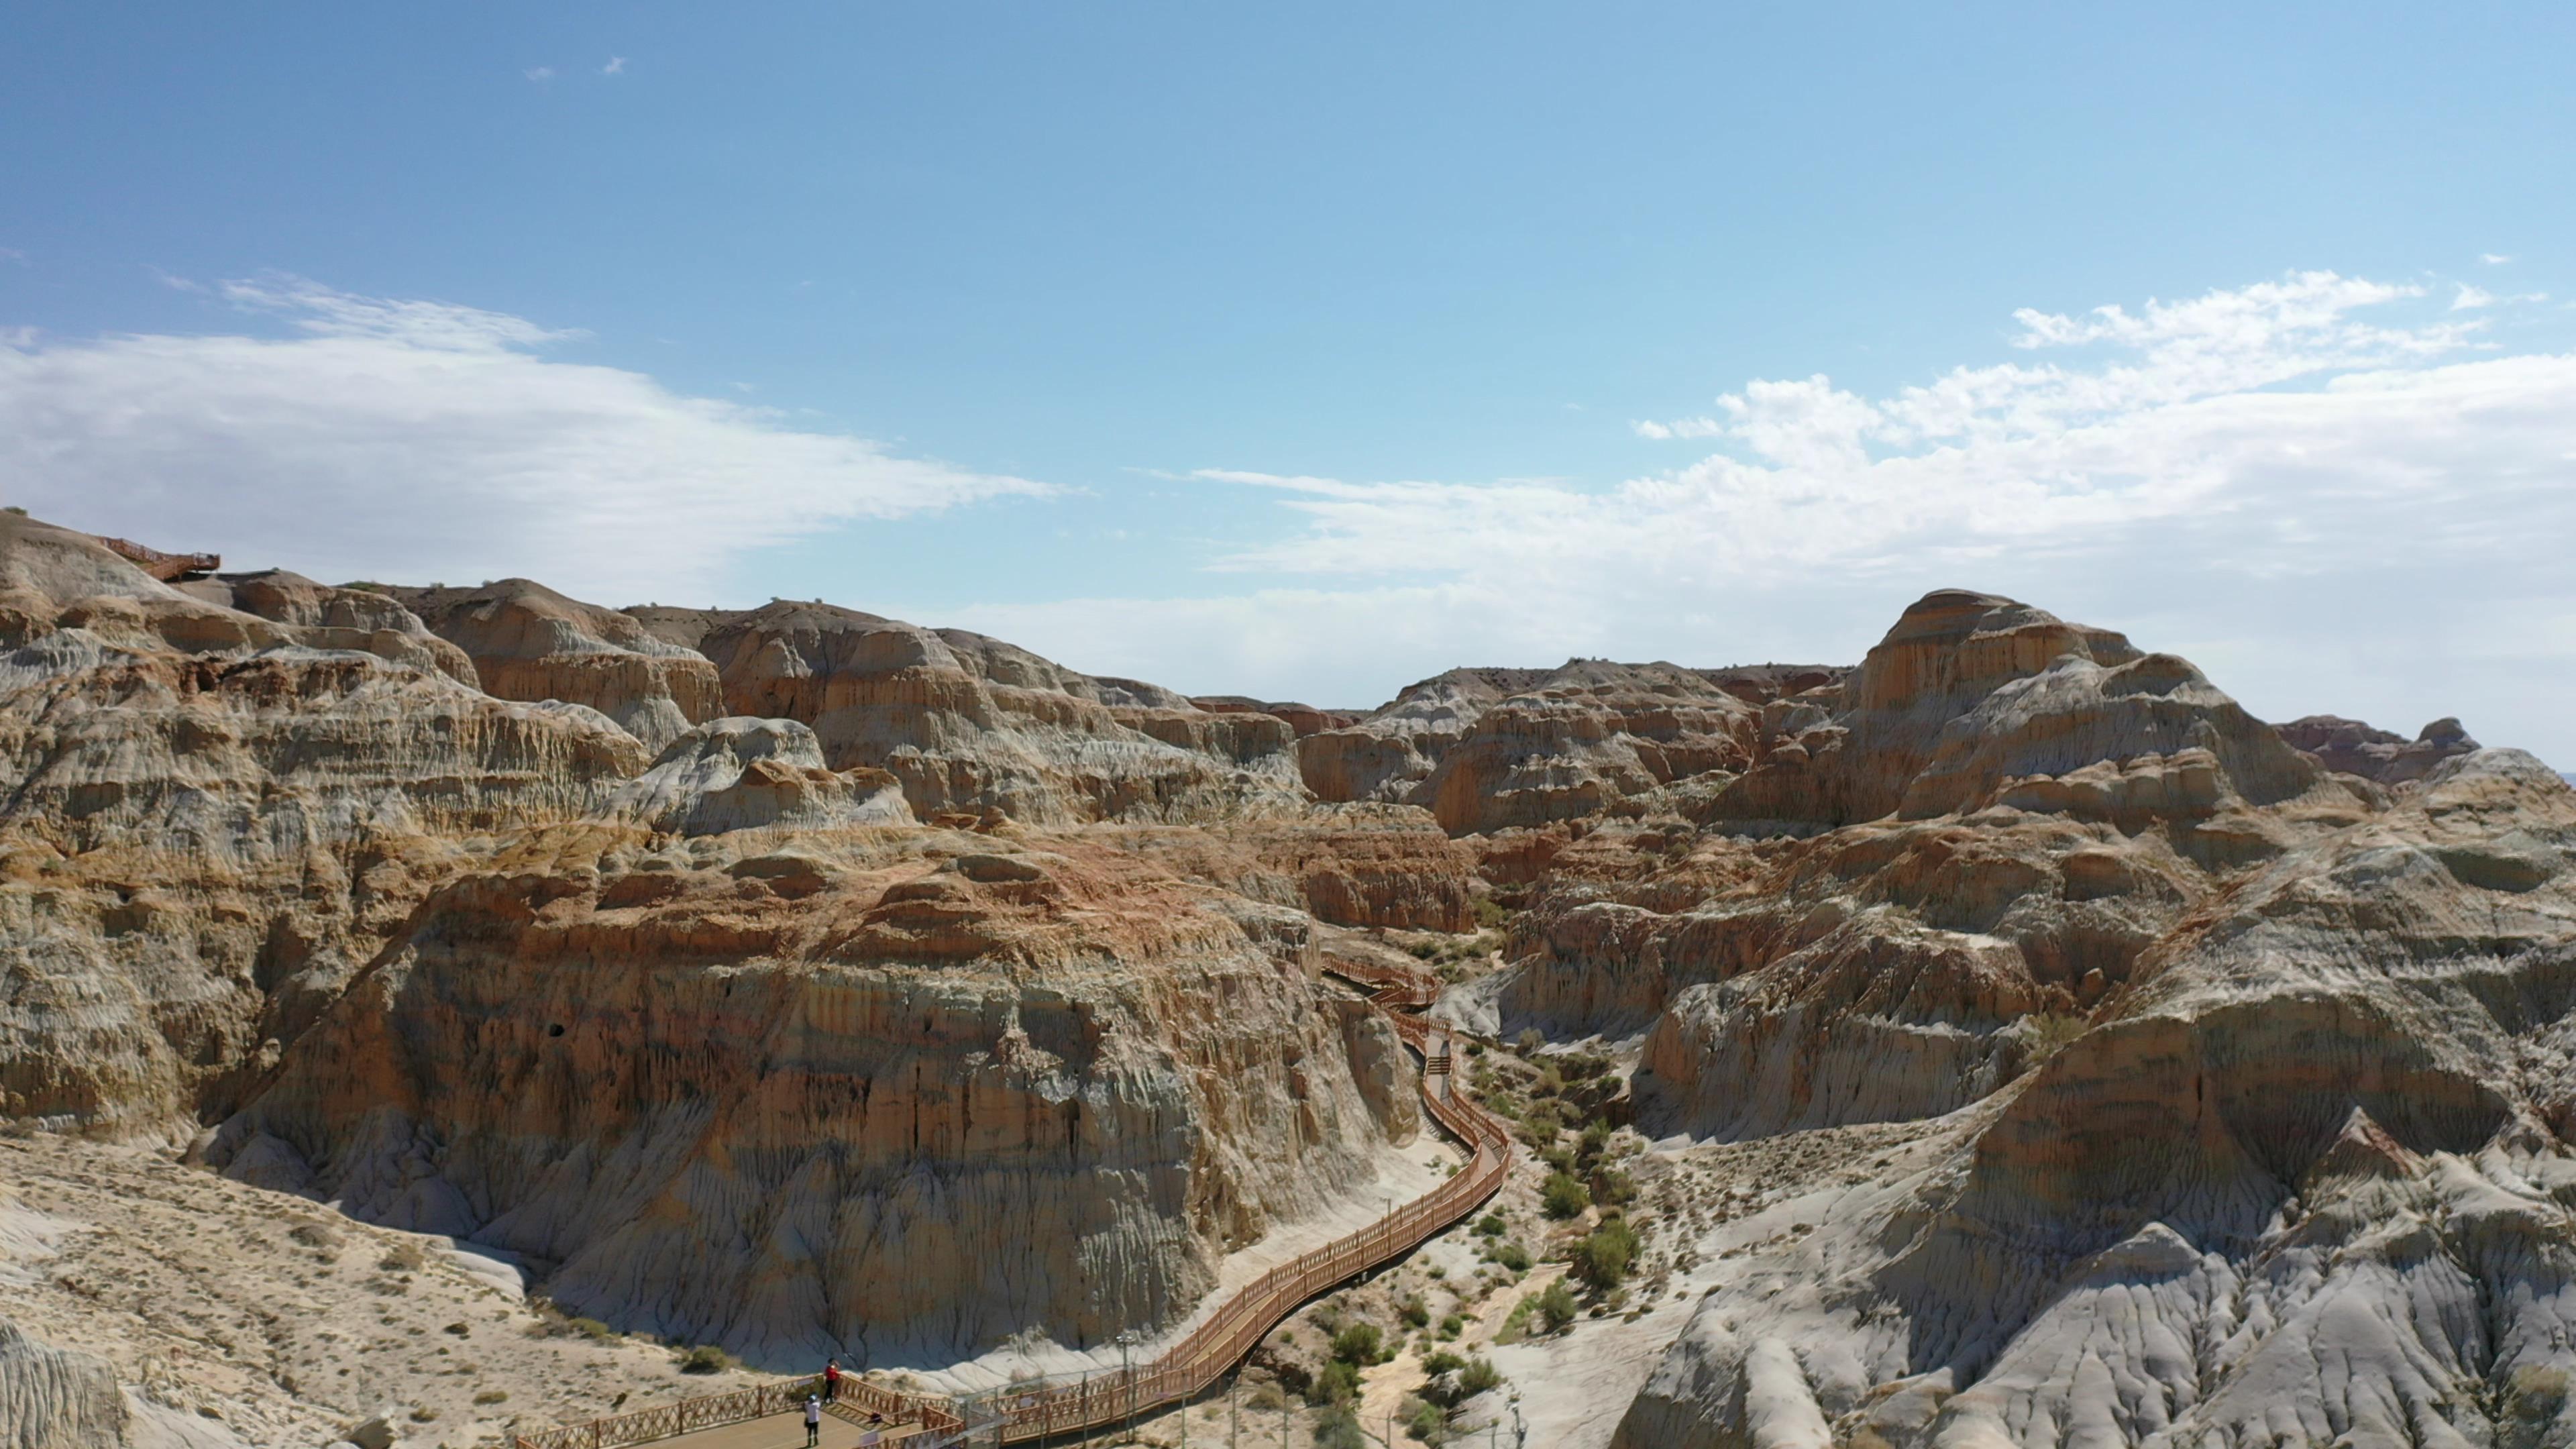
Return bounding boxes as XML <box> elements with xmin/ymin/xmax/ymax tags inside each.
<box><xmin>803</xmin><ymin>1393</ymin><xmax>822</xmax><ymax>1447</ymax></box>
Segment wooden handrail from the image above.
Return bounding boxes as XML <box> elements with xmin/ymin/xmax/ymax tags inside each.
<box><xmin>515</xmin><ymin>959</ymin><xmax>1503</xmax><ymax>1448</ymax></box>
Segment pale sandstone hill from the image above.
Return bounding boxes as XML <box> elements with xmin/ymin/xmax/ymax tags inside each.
<box><xmin>688</xmin><ymin>600</ymin><xmax>1308</xmax><ymax>825</ymax></box>
<box><xmin>2277</xmin><ymin>711</ymin><xmax>2482</xmax><ymax>784</ymax></box>
<box><xmin>392</xmin><ymin>580</ymin><xmax>723</xmax><ymax>751</ymax></box>
<box><xmin>0</xmin><ymin>518</ymin><xmax>649</xmax><ymax>1134</ymax></box>
<box><xmin>1612</xmin><ymin>749</ymin><xmax>2576</xmax><ymax>1449</ymax></box>
<box><xmin>208</xmin><ymin>827</ymin><xmax>1417</xmax><ymax>1366</ymax></box>
<box><xmin>1301</xmin><ymin>659</ymin><xmax>1835</xmax><ymax>835</ymax></box>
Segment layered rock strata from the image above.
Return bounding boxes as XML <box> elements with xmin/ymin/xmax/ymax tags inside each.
<box><xmin>394</xmin><ymin>580</ymin><xmax>723</xmax><ymax>751</ymax></box>
<box><xmin>209</xmin><ymin>832</ymin><xmax>1416</xmax><ymax>1366</ymax></box>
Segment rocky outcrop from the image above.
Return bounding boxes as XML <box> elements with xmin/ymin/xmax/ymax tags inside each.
<box><xmin>1614</xmin><ymin>749</ymin><xmax>2576</xmax><ymax>1449</ymax></box>
<box><xmin>392</xmin><ymin>580</ymin><xmax>724</xmax><ymax>751</ymax></box>
<box><xmin>0</xmin><ymin>1313</ymin><xmax>125</xmax><ymax>1449</ymax></box>
<box><xmin>1191</xmin><ymin>696</ymin><xmax>1360</xmax><ymax>738</ymax></box>
<box><xmin>0</xmin><ymin>519</ymin><xmax>649</xmax><ymax>1133</ymax></box>
<box><xmin>209</xmin><ymin>830</ymin><xmax>1416</xmax><ymax>1367</ymax></box>
<box><xmin>2277</xmin><ymin>712</ymin><xmax>2481</xmax><ymax>784</ymax></box>
<box><xmin>1301</xmin><ymin>661</ymin><xmax>1770</xmax><ymax>835</ymax></box>
<box><xmin>690</xmin><ymin>601</ymin><xmax>1306</xmax><ymax>824</ymax></box>
<box><xmin>609</xmin><ymin>716</ymin><xmax>914</xmax><ymax>836</ymax></box>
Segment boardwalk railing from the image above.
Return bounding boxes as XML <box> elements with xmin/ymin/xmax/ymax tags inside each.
<box><xmin>516</xmin><ymin>958</ymin><xmax>1503</xmax><ymax>1448</ymax></box>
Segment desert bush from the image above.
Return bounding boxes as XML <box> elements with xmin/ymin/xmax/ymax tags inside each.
<box><xmin>1474</xmin><ymin>1212</ymin><xmax>1505</xmax><ymax>1237</ymax></box>
<box><xmin>1538</xmin><ymin>1279</ymin><xmax>1578</xmax><ymax>1331</ymax></box>
<box><xmin>1515</xmin><ymin>1028</ymin><xmax>1544</xmax><ymax>1054</ymax></box>
<box><xmin>1540</xmin><ymin>1171</ymin><xmax>1592</xmax><ymax>1219</ymax></box>
<box><xmin>1399</xmin><ymin>1295</ymin><xmax>1429</xmax><ymax>1328</ymax></box>
<box><xmin>1571</xmin><ymin>1218</ymin><xmax>1640</xmax><ymax>1291</ymax></box>
<box><xmin>474</xmin><ymin>1389</ymin><xmax>509</xmax><ymax>1406</ymax></box>
<box><xmin>1490</xmin><ymin>1241</ymin><xmax>1532</xmax><ymax>1273</ymax></box>
<box><xmin>1407</xmin><ymin>1397</ymin><xmax>1448</xmax><ymax>1442</ymax></box>
<box><xmin>1331</xmin><ymin>1323</ymin><xmax>1384</xmax><ymax>1364</ymax></box>
<box><xmin>1438</xmin><ymin>1313</ymin><xmax>1464</xmax><ymax>1340</ymax></box>
<box><xmin>1308</xmin><ymin>1359</ymin><xmax>1361</xmax><ymax>1406</ymax></box>
<box><xmin>1458</xmin><ymin>1357</ymin><xmax>1503</xmax><ymax>1397</ymax></box>
<box><xmin>568</xmin><ymin>1317</ymin><xmax>615</xmax><ymax>1342</ymax></box>
<box><xmin>376</xmin><ymin>1243</ymin><xmax>426</xmax><ymax>1273</ymax></box>
<box><xmin>1313</xmin><ymin>1405</ymin><xmax>1367</xmax><ymax>1449</ymax></box>
<box><xmin>680</xmin><ymin>1345</ymin><xmax>729</xmax><ymax>1374</ymax></box>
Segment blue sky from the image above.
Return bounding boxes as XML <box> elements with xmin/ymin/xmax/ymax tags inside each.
<box><xmin>5</xmin><ymin>3</ymin><xmax>2575</xmax><ymax>761</ymax></box>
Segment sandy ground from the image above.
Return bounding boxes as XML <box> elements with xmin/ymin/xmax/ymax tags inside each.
<box><xmin>0</xmin><ymin>1133</ymin><xmax>780</xmax><ymax>1449</ymax></box>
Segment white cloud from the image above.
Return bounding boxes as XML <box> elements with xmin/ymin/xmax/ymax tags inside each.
<box><xmin>983</xmin><ymin>272</ymin><xmax>2576</xmax><ymax>765</ymax></box>
<box><xmin>603</xmin><ymin>56</ymin><xmax>627</xmax><ymax>76</ymax></box>
<box><xmin>2482</xmin><ymin>253</ymin><xmax>2515</xmax><ymax>265</ymax></box>
<box><xmin>0</xmin><ymin>277</ymin><xmax>1051</xmax><ymax>601</ymax></box>
<box><xmin>524</xmin><ymin>66</ymin><xmax>555</xmax><ymax>82</ymax></box>
<box><xmin>2453</xmin><ymin>283</ymin><xmax>2497</xmax><ymax>311</ymax></box>
<box><xmin>0</xmin><ymin>249</ymin><xmax>24</xmax><ymax>266</ymax></box>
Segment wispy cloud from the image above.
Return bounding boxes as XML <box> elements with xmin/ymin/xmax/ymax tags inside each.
<box><xmin>602</xmin><ymin>56</ymin><xmax>627</xmax><ymax>76</ymax></box>
<box><xmin>973</xmin><ymin>272</ymin><xmax>2576</xmax><ymax>764</ymax></box>
<box><xmin>2453</xmin><ymin>283</ymin><xmax>2497</xmax><ymax>311</ymax></box>
<box><xmin>524</xmin><ymin>66</ymin><xmax>555</xmax><ymax>82</ymax></box>
<box><xmin>2481</xmin><ymin>253</ymin><xmax>2515</xmax><ymax>266</ymax></box>
<box><xmin>0</xmin><ymin>276</ymin><xmax>1052</xmax><ymax>600</ymax></box>
<box><xmin>0</xmin><ymin>248</ymin><xmax>24</xmax><ymax>266</ymax></box>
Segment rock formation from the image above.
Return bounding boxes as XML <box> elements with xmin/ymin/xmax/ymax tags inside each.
<box><xmin>393</xmin><ymin>580</ymin><xmax>723</xmax><ymax>751</ymax></box>
<box><xmin>2277</xmin><ymin>711</ymin><xmax>2482</xmax><ymax>784</ymax></box>
<box><xmin>0</xmin><ymin>1313</ymin><xmax>125</xmax><ymax>1449</ymax></box>
<box><xmin>209</xmin><ymin>828</ymin><xmax>1415</xmax><ymax>1364</ymax></box>
<box><xmin>6</xmin><ymin>502</ymin><xmax>2571</xmax><ymax>1448</ymax></box>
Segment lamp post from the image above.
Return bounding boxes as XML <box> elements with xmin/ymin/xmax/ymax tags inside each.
<box><xmin>1117</xmin><ymin>1332</ymin><xmax>1138</xmax><ymax>1444</ymax></box>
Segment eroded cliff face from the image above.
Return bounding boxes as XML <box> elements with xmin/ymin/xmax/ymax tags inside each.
<box><xmin>394</xmin><ymin>579</ymin><xmax>724</xmax><ymax>751</ymax></box>
<box><xmin>9</xmin><ymin>506</ymin><xmax>2573</xmax><ymax>1448</ymax></box>
<box><xmin>1613</xmin><ymin>749</ymin><xmax>2576</xmax><ymax>1449</ymax></box>
<box><xmin>207</xmin><ymin>828</ymin><xmax>1416</xmax><ymax>1366</ymax></box>
<box><xmin>0</xmin><ymin>519</ymin><xmax>649</xmax><ymax>1135</ymax></box>
<box><xmin>690</xmin><ymin>601</ymin><xmax>1309</xmax><ymax>826</ymax></box>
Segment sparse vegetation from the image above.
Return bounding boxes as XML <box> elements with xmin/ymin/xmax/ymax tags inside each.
<box><xmin>1312</xmin><ymin>1405</ymin><xmax>1367</xmax><ymax>1449</ymax></box>
<box><xmin>680</xmin><ymin>1344</ymin><xmax>730</xmax><ymax>1373</ymax></box>
<box><xmin>1330</xmin><ymin>1322</ymin><xmax>1385</xmax><ymax>1365</ymax></box>
<box><xmin>474</xmin><ymin>1389</ymin><xmax>509</xmax><ymax>1405</ymax></box>
<box><xmin>1473</xmin><ymin>1212</ymin><xmax>1505</xmax><ymax>1237</ymax></box>
<box><xmin>567</xmin><ymin>1317</ymin><xmax>615</xmax><ymax>1342</ymax></box>
<box><xmin>1538</xmin><ymin>1278</ymin><xmax>1579</xmax><ymax>1331</ymax></box>
<box><xmin>1489</xmin><ymin>1241</ymin><xmax>1532</xmax><ymax>1273</ymax></box>
<box><xmin>376</xmin><ymin>1243</ymin><xmax>426</xmax><ymax>1273</ymax></box>
<box><xmin>1308</xmin><ymin>1358</ymin><xmax>1361</xmax><ymax>1405</ymax></box>
<box><xmin>2021</xmin><ymin>1011</ymin><xmax>2088</xmax><ymax>1064</ymax></box>
<box><xmin>1571</xmin><ymin>1216</ymin><xmax>1640</xmax><ymax>1291</ymax></box>
<box><xmin>1540</xmin><ymin>1171</ymin><xmax>1592</xmax><ymax>1219</ymax></box>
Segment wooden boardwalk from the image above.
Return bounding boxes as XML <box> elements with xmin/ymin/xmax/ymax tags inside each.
<box><xmin>519</xmin><ymin>959</ymin><xmax>1503</xmax><ymax>1449</ymax></box>
<box><xmin>657</xmin><ymin>1411</ymin><xmax>924</xmax><ymax>1448</ymax></box>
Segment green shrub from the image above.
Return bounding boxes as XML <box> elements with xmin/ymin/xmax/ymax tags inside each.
<box><xmin>1421</xmin><ymin>1350</ymin><xmax>1466</xmax><ymax>1379</ymax></box>
<box><xmin>1490</xmin><ymin>1242</ymin><xmax>1532</xmax><ymax>1273</ymax></box>
<box><xmin>1399</xmin><ymin>1295</ymin><xmax>1430</xmax><ymax>1328</ymax></box>
<box><xmin>1472</xmin><ymin>897</ymin><xmax>1509</xmax><ymax>930</ymax></box>
<box><xmin>1407</xmin><ymin>1398</ymin><xmax>1448</xmax><ymax>1441</ymax></box>
<box><xmin>568</xmin><ymin>1317</ymin><xmax>614</xmax><ymax>1342</ymax></box>
<box><xmin>1309</xmin><ymin>1359</ymin><xmax>1361</xmax><ymax>1405</ymax></box>
<box><xmin>1540</xmin><ymin>1171</ymin><xmax>1592</xmax><ymax>1220</ymax></box>
<box><xmin>1538</xmin><ymin>1279</ymin><xmax>1578</xmax><ymax>1331</ymax></box>
<box><xmin>473</xmin><ymin>1389</ymin><xmax>508</xmax><ymax>1405</ymax></box>
<box><xmin>1474</xmin><ymin>1212</ymin><xmax>1505</xmax><ymax>1237</ymax></box>
<box><xmin>1590</xmin><ymin>1167</ymin><xmax>1638</xmax><ymax>1206</ymax></box>
<box><xmin>679</xmin><ymin>1345</ymin><xmax>729</xmax><ymax>1374</ymax></box>
<box><xmin>1515</xmin><ymin>1029</ymin><xmax>1543</xmax><ymax>1054</ymax></box>
<box><xmin>1331</xmin><ymin>1323</ymin><xmax>1383</xmax><ymax>1364</ymax></box>
<box><xmin>1438</xmin><ymin>1313</ymin><xmax>1464</xmax><ymax>1340</ymax></box>
<box><xmin>1571</xmin><ymin>1218</ymin><xmax>1640</xmax><ymax>1291</ymax></box>
<box><xmin>1313</xmin><ymin>1405</ymin><xmax>1367</xmax><ymax>1449</ymax></box>
<box><xmin>1457</xmin><ymin>1357</ymin><xmax>1503</xmax><ymax>1398</ymax></box>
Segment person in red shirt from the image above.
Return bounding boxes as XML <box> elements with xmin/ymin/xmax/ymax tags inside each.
<box><xmin>823</xmin><ymin>1358</ymin><xmax>841</xmax><ymax>1403</ymax></box>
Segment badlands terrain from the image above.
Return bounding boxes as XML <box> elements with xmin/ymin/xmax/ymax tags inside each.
<box><xmin>2</xmin><ymin>507</ymin><xmax>2573</xmax><ymax>1449</ymax></box>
